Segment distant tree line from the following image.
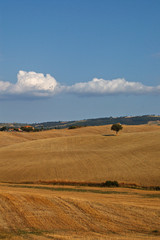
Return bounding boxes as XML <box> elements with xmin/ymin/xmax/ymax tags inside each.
<box><xmin>0</xmin><ymin>126</ymin><xmax>44</xmax><ymax>132</ymax></box>
<box><xmin>1</xmin><ymin>115</ymin><xmax>160</xmax><ymax>131</ymax></box>
<box><xmin>31</xmin><ymin>115</ymin><xmax>160</xmax><ymax>129</ymax></box>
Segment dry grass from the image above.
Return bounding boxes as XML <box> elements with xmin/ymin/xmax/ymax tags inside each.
<box><xmin>0</xmin><ymin>125</ymin><xmax>159</xmax><ymax>186</ymax></box>
<box><xmin>0</xmin><ymin>183</ymin><xmax>159</xmax><ymax>239</ymax></box>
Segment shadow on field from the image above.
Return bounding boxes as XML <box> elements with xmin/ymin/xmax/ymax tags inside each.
<box><xmin>103</xmin><ymin>134</ymin><xmax>115</xmax><ymax>136</ymax></box>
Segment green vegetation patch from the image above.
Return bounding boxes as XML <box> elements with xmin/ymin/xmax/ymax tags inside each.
<box><xmin>4</xmin><ymin>184</ymin><xmax>160</xmax><ymax>199</ymax></box>
<box><xmin>5</xmin><ymin>184</ymin><xmax>127</xmax><ymax>195</ymax></box>
<box><xmin>142</xmin><ymin>194</ymin><xmax>160</xmax><ymax>198</ymax></box>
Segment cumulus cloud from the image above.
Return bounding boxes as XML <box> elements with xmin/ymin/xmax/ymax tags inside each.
<box><xmin>0</xmin><ymin>70</ymin><xmax>159</xmax><ymax>99</ymax></box>
<box><xmin>66</xmin><ymin>78</ymin><xmax>155</xmax><ymax>95</ymax></box>
<box><xmin>0</xmin><ymin>70</ymin><xmax>60</xmax><ymax>98</ymax></box>
<box><xmin>0</xmin><ymin>80</ymin><xmax>12</xmax><ymax>92</ymax></box>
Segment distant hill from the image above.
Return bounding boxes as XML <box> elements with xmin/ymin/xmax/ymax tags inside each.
<box><xmin>31</xmin><ymin>115</ymin><xmax>160</xmax><ymax>129</ymax></box>
<box><xmin>1</xmin><ymin>115</ymin><xmax>160</xmax><ymax>129</ymax></box>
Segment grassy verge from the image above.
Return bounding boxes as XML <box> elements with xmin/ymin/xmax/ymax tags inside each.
<box><xmin>4</xmin><ymin>184</ymin><xmax>127</xmax><ymax>195</ymax></box>
<box><xmin>3</xmin><ymin>180</ymin><xmax>160</xmax><ymax>191</ymax></box>
<box><xmin>3</xmin><ymin>184</ymin><xmax>160</xmax><ymax>198</ymax></box>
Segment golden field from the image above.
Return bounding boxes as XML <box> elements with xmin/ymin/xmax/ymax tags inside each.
<box><xmin>0</xmin><ymin>124</ymin><xmax>159</xmax><ymax>239</ymax></box>
<box><xmin>0</xmin><ymin>125</ymin><xmax>159</xmax><ymax>185</ymax></box>
<box><xmin>0</xmin><ymin>183</ymin><xmax>159</xmax><ymax>239</ymax></box>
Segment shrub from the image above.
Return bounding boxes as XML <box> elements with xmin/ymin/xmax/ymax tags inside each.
<box><xmin>0</xmin><ymin>126</ymin><xmax>7</xmax><ymax>131</ymax></box>
<box><xmin>102</xmin><ymin>180</ymin><xmax>119</xmax><ymax>187</ymax></box>
<box><xmin>68</xmin><ymin>125</ymin><xmax>81</xmax><ymax>129</ymax></box>
<box><xmin>21</xmin><ymin>126</ymin><xmax>34</xmax><ymax>132</ymax></box>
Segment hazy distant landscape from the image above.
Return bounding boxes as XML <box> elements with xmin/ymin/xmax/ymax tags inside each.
<box><xmin>1</xmin><ymin>114</ymin><xmax>160</xmax><ymax>130</ymax></box>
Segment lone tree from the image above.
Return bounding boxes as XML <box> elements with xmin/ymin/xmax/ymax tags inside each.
<box><xmin>111</xmin><ymin>123</ymin><xmax>123</xmax><ymax>135</ymax></box>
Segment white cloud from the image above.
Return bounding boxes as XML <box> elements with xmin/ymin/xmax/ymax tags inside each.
<box><xmin>0</xmin><ymin>70</ymin><xmax>159</xmax><ymax>99</ymax></box>
<box><xmin>0</xmin><ymin>80</ymin><xmax>12</xmax><ymax>92</ymax></box>
<box><xmin>0</xmin><ymin>70</ymin><xmax>59</xmax><ymax>98</ymax></box>
<box><xmin>66</xmin><ymin>78</ymin><xmax>155</xmax><ymax>95</ymax></box>
<box><xmin>16</xmin><ymin>71</ymin><xmax>58</xmax><ymax>92</ymax></box>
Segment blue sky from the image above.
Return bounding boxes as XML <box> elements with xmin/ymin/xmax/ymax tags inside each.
<box><xmin>0</xmin><ymin>0</ymin><xmax>160</xmax><ymax>123</ymax></box>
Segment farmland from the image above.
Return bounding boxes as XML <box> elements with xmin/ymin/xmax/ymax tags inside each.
<box><xmin>0</xmin><ymin>124</ymin><xmax>159</xmax><ymax>239</ymax></box>
<box><xmin>0</xmin><ymin>124</ymin><xmax>159</xmax><ymax>186</ymax></box>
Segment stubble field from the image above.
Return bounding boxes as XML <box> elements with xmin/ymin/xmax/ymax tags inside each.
<box><xmin>0</xmin><ymin>125</ymin><xmax>159</xmax><ymax>239</ymax></box>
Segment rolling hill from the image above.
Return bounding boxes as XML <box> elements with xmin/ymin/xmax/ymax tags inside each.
<box><xmin>0</xmin><ymin>124</ymin><xmax>160</xmax><ymax>239</ymax></box>
<box><xmin>0</xmin><ymin>124</ymin><xmax>159</xmax><ymax>186</ymax></box>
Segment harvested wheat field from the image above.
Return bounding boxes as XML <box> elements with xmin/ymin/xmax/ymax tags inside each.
<box><xmin>0</xmin><ymin>125</ymin><xmax>160</xmax><ymax>239</ymax></box>
<box><xmin>0</xmin><ymin>125</ymin><xmax>159</xmax><ymax>185</ymax></box>
<box><xmin>0</xmin><ymin>183</ymin><xmax>159</xmax><ymax>240</ymax></box>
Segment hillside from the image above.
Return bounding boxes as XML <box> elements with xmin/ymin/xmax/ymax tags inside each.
<box><xmin>0</xmin><ymin>124</ymin><xmax>160</xmax><ymax>239</ymax></box>
<box><xmin>0</xmin><ymin>124</ymin><xmax>159</xmax><ymax>186</ymax></box>
<box><xmin>1</xmin><ymin>115</ymin><xmax>160</xmax><ymax>130</ymax></box>
<box><xmin>32</xmin><ymin>115</ymin><xmax>160</xmax><ymax>129</ymax></box>
<box><xmin>0</xmin><ymin>183</ymin><xmax>159</xmax><ymax>240</ymax></box>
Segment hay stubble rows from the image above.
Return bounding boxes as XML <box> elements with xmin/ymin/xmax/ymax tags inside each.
<box><xmin>0</xmin><ymin>125</ymin><xmax>160</xmax><ymax>239</ymax></box>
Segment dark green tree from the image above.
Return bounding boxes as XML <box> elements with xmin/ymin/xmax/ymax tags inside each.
<box><xmin>111</xmin><ymin>123</ymin><xmax>123</xmax><ymax>135</ymax></box>
<box><xmin>0</xmin><ymin>126</ymin><xmax>7</xmax><ymax>131</ymax></box>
